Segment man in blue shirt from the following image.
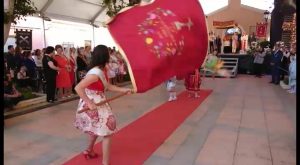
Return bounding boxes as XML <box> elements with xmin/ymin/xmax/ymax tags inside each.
<box><xmin>269</xmin><ymin>42</ymin><xmax>283</xmax><ymax>85</ymax></box>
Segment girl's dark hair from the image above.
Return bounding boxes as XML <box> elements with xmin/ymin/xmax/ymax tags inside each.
<box><xmin>77</xmin><ymin>47</ymin><xmax>84</xmax><ymax>56</ymax></box>
<box><xmin>23</xmin><ymin>51</ymin><xmax>32</xmax><ymax>58</ymax></box>
<box><xmin>88</xmin><ymin>45</ymin><xmax>109</xmax><ymax>70</ymax></box>
<box><xmin>34</xmin><ymin>49</ymin><xmax>41</xmax><ymax>55</ymax></box>
<box><xmin>55</xmin><ymin>45</ymin><xmax>63</xmax><ymax>50</ymax></box>
<box><xmin>45</xmin><ymin>46</ymin><xmax>55</xmax><ymax>54</ymax></box>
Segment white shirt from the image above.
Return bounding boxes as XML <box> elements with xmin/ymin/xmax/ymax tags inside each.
<box><xmin>224</xmin><ymin>41</ymin><xmax>230</xmax><ymax>46</ymax></box>
<box><xmin>33</xmin><ymin>55</ymin><xmax>43</xmax><ymax>67</ymax></box>
<box><xmin>283</xmin><ymin>51</ymin><xmax>290</xmax><ymax>58</ymax></box>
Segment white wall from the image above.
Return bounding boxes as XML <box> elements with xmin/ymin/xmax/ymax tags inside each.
<box><xmin>94</xmin><ymin>27</ymin><xmax>117</xmax><ymax>48</ymax></box>
<box><xmin>4</xmin><ymin>16</ymin><xmax>118</xmax><ymax>52</ymax></box>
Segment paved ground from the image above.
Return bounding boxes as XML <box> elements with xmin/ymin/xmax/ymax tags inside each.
<box><xmin>4</xmin><ymin>75</ymin><xmax>296</xmax><ymax>165</ymax></box>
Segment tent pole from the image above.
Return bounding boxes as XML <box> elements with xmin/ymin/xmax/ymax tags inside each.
<box><xmin>92</xmin><ymin>25</ymin><xmax>95</xmax><ymax>48</ymax></box>
<box><xmin>42</xmin><ymin>19</ymin><xmax>46</xmax><ymax>48</ymax></box>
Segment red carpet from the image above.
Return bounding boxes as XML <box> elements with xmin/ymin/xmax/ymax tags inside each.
<box><xmin>63</xmin><ymin>90</ymin><xmax>212</xmax><ymax>165</ymax></box>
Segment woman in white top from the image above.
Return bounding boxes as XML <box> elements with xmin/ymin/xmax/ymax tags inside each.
<box><xmin>33</xmin><ymin>49</ymin><xmax>43</xmax><ymax>67</ymax></box>
<box><xmin>253</xmin><ymin>46</ymin><xmax>266</xmax><ymax>78</ymax></box>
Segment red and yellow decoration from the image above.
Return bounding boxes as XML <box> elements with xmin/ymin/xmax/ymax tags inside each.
<box><xmin>213</xmin><ymin>20</ymin><xmax>236</xmax><ymax>29</ymax></box>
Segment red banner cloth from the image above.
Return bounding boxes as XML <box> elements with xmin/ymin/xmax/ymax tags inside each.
<box><xmin>213</xmin><ymin>20</ymin><xmax>235</xmax><ymax>29</ymax></box>
<box><xmin>256</xmin><ymin>23</ymin><xmax>267</xmax><ymax>38</ymax></box>
<box><xmin>108</xmin><ymin>0</ymin><xmax>208</xmax><ymax>93</ymax></box>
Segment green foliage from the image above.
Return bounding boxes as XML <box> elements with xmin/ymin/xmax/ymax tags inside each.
<box><xmin>4</xmin><ymin>0</ymin><xmax>37</xmax><ymax>24</ymax></box>
<box><xmin>18</xmin><ymin>87</ymin><xmax>38</xmax><ymax>100</ymax></box>
<box><xmin>102</xmin><ymin>0</ymin><xmax>141</xmax><ymax>17</ymax></box>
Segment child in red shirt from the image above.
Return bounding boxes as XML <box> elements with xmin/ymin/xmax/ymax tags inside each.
<box><xmin>185</xmin><ymin>69</ymin><xmax>201</xmax><ymax>98</ymax></box>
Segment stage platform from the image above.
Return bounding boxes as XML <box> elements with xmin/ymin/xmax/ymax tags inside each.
<box><xmin>219</xmin><ymin>53</ymin><xmax>248</xmax><ymax>57</ymax></box>
<box><xmin>218</xmin><ymin>53</ymin><xmax>253</xmax><ymax>74</ymax></box>
<box><xmin>218</xmin><ymin>53</ymin><xmax>270</xmax><ymax>74</ymax></box>
<box><xmin>218</xmin><ymin>53</ymin><xmax>272</xmax><ymax>74</ymax></box>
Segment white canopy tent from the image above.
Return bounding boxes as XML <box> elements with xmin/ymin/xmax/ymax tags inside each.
<box><xmin>5</xmin><ymin>0</ymin><xmax>152</xmax><ymax>50</ymax></box>
<box><xmin>32</xmin><ymin>0</ymin><xmax>273</xmax><ymax>24</ymax></box>
<box><xmin>33</xmin><ymin>0</ymin><xmax>110</xmax><ymax>25</ymax></box>
<box><xmin>4</xmin><ymin>0</ymin><xmax>272</xmax><ymax>50</ymax></box>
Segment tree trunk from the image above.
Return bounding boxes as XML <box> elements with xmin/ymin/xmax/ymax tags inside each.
<box><xmin>4</xmin><ymin>0</ymin><xmax>15</xmax><ymax>46</ymax></box>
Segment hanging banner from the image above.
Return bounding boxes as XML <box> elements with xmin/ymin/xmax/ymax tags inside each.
<box><xmin>15</xmin><ymin>29</ymin><xmax>32</xmax><ymax>50</ymax></box>
<box><xmin>256</xmin><ymin>22</ymin><xmax>267</xmax><ymax>38</ymax></box>
<box><xmin>213</xmin><ymin>20</ymin><xmax>235</xmax><ymax>29</ymax></box>
<box><xmin>108</xmin><ymin>0</ymin><xmax>208</xmax><ymax>93</ymax></box>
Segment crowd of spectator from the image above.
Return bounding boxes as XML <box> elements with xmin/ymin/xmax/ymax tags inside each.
<box><xmin>4</xmin><ymin>44</ymin><xmax>128</xmax><ymax>109</ymax></box>
<box><xmin>251</xmin><ymin>41</ymin><xmax>296</xmax><ymax>94</ymax></box>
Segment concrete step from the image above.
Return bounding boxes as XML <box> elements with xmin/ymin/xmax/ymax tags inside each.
<box><xmin>5</xmin><ymin>102</ymin><xmax>50</xmax><ymax>117</ymax></box>
<box><xmin>4</xmin><ymin>95</ymin><xmax>80</xmax><ymax>119</ymax></box>
<box><xmin>222</xmin><ymin>66</ymin><xmax>236</xmax><ymax>69</ymax></box>
<box><xmin>201</xmin><ymin>70</ymin><xmax>236</xmax><ymax>78</ymax></box>
<box><xmin>223</xmin><ymin>61</ymin><xmax>238</xmax><ymax>64</ymax></box>
<box><xmin>14</xmin><ymin>93</ymin><xmax>46</xmax><ymax>110</ymax></box>
<box><xmin>220</xmin><ymin>57</ymin><xmax>238</xmax><ymax>60</ymax></box>
<box><xmin>4</xmin><ymin>81</ymin><xmax>133</xmax><ymax>119</ymax></box>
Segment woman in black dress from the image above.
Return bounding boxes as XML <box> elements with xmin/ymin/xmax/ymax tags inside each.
<box><xmin>42</xmin><ymin>46</ymin><xmax>60</xmax><ymax>103</ymax></box>
<box><xmin>76</xmin><ymin>47</ymin><xmax>88</xmax><ymax>83</ymax></box>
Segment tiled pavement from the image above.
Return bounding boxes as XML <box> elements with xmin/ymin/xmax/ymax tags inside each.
<box><xmin>4</xmin><ymin>75</ymin><xmax>296</xmax><ymax>165</ymax></box>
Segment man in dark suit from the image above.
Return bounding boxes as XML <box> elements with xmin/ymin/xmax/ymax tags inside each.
<box><xmin>5</xmin><ymin>45</ymin><xmax>16</xmax><ymax>71</ymax></box>
<box><xmin>270</xmin><ymin>42</ymin><xmax>283</xmax><ymax>85</ymax></box>
<box><xmin>216</xmin><ymin>35</ymin><xmax>222</xmax><ymax>53</ymax></box>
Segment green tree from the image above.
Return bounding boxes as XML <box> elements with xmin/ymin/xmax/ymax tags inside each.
<box><xmin>4</xmin><ymin>0</ymin><xmax>37</xmax><ymax>45</ymax></box>
<box><xmin>102</xmin><ymin>0</ymin><xmax>141</xmax><ymax>17</ymax></box>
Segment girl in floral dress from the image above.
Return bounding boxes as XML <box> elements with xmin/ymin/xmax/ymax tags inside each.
<box><xmin>185</xmin><ymin>69</ymin><xmax>201</xmax><ymax>98</ymax></box>
<box><xmin>74</xmin><ymin>45</ymin><xmax>132</xmax><ymax>165</ymax></box>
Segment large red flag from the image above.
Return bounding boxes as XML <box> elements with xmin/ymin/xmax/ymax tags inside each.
<box><xmin>108</xmin><ymin>0</ymin><xmax>208</xmax><ymax>93</ymax></box>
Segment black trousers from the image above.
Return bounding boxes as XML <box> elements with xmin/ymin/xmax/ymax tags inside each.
<box><xmin>253</xmin><ymin>63</ymin><xmax>263</xmax><ymax>76</ymax></box>
<box><xmin>280</xmin><ymin>66</ymin><xmax>288</xmax><ymax>80</ymax></box>
<box><xmin>209</xmin><ymin>41</ymin><xmax>214</xmax><ymax>53</ymax></box>
<box><xmin>223</xmin><ymin>46</ymin><xmax>232</xmax><ymax>53</ymax></box>
<box><xmin>271</xmin><ymin>66</ymin><xmax>280</xmax><ymax>84</ymax></box>
<box><xmin>217</xmin><ymin>45</ymin><xmax>221</xmax><ymax>53</ymax></box>
<box><xmin>45</xmin><ymin>75</ymin><xmax>56</xmax><ymax>101</ymax></box>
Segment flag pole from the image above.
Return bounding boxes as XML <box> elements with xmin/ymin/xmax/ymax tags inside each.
<box><xmin>77</xmin><ymin>92</ymin><xmax>128</xmax><ymax>114</ymax></box>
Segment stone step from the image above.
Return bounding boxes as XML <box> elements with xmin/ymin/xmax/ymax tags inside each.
<box><xmin>5</xmin><ymin>102</ymin><xmax>50</xmax><ymax>117</ymax></box>
<box><xmin>4</xmin><ymin>95</ymin><xmax>80</xmax><ymax>119</ymax></box>
<box><xmin>221</xmin><ymin>65</ymin><xmax>236</xmax><ymax>69</ymax></box>
<box><xmin>201</xmin><ymin>68</ymin><xmax>236</xmax><ymax>78</ymax></box>
<box><xmin>14</xmin><ymin>94</ymin><xmax>46</xmax><ymax>110</ymax></box>
<box><xmin>220</xmin><ymin>58</ymin><xmax>239</xmax><ymax>61</ymax></box>
<box><xmin>223</xmin><ymin>61</ymin><xmax>238</xmax><ymax>64</ymax></box>
<box><xmin>4</xmin><ymin>81</ymin><xmax>132</xmax><ymax>119</ymax></box>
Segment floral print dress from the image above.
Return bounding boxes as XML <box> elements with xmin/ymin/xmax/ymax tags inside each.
<box><xmin>74</xmin><ymin>67</ymin><xmax>117</xmax><ymax>136</ymax></box>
